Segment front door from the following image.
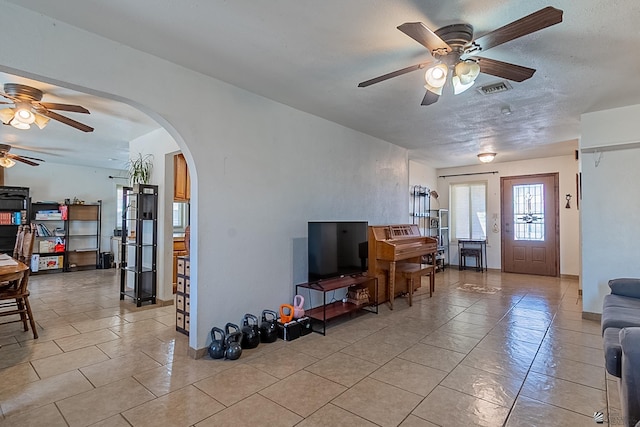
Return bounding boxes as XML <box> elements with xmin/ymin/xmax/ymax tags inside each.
<box><xmin>501</xmin><ymin>173</ymin><xmax>559</xmax><ymax>276</ymax></box>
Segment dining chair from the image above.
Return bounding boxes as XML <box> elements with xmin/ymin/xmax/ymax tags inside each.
<box><xmin>0</xmin><ymin>224</ymin><xmax>38</xmax><ymax>339</ymax></box>
<box><xmin>12</xmin><ymin>224</ymin><xmax>25</xmax><ymax>259</ymax></box>
<box><xmin>0</xmin><ymin>225</ymin><xmax>27</xmax><ymax>292</ymax></box>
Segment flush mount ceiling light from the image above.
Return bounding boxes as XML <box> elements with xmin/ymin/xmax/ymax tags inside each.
<box><xmin>477</xmin><ymin>152</ymin><xmax>497</xmax><ymax>163</ymax></box>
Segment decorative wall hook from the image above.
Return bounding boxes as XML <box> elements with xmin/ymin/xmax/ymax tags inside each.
<box><xmin>565</xmin><ymin>194</ymin><xmax>572</xmax><ymax>209</ymax></box>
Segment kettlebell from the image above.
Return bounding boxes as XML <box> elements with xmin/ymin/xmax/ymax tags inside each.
<box><xmin>279</xmin><ymin>304</ymin><xmax>294</xmax><ymax>323</ymax></box>
<box><xmin>224</xmin><ymin>323</ymin><xmax>243</xmax><ymax>360</ymax></box>
<box><xmin>208</xmin><ymin>327</ymin><xmax>226</xmax><ymax>359</ymax></box>
<box><xmin>293</xmin><ymin>295</ymin><xmax>305</xmax><ymax>319</ymax></box>
<box><xmin>259</xmin><ymin>309</ymin><xmax>278</xmax><ymax>343</ymax></box>
<box><xmin>240</xmin><ymin>313</ymin><xmax>260</xmax><ymax>349</ymax></box>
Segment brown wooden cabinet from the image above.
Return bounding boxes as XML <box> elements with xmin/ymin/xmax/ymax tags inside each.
<box><xmin>174</xmin><ymin>153</ymin><xmax>190</xmax><ymax>201</ymax></box>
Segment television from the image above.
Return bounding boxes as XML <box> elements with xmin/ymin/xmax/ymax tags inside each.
<box><xmin>308</xmin><ymin>221</ymin><xmax>368</xmax><ymax>281</ymax></box>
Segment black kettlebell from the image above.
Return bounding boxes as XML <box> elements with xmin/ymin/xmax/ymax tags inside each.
<box><xmin>260</xmin><ymin>309</ymin><xmax>278</xmax><ymax>343</ymax></box>
<box><xmin>224</xmin><ymin>323</ymin><xmax>243</xmax><ymax>360</ymax></box>
<box><xmin>241</xmin><ymin>313</ymin><xmax>260</xmax><ymax>349</ymax></box>
<box><xmin>208</xmin><ymin>327</ymin><xmax>226</xmax><ymax>359</ymax></box>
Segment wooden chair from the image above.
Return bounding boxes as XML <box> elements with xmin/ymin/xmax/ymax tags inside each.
<box><xmin>0</xmin><ymin>225</ymin><xmax>27</xmax><ymax>292</ymax></box>
<box><xmin>0</xmin><ymin>224</ymin><xmax>38</xmax><ymax>339</ymax></box>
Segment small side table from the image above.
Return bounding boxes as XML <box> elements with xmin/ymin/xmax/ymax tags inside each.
<box><xmin>458</xmin><ymin>240</ymin><xmax>487</xmax><ymax>272</ymax></box>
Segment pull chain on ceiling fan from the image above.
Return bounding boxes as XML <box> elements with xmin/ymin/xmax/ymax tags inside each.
<box><xmin>358</xmin><ymin>6</ymin><xmax>563</xmax><ymax>105</ymax></box>
<box><xmin>0</xmin><ymin>83</ymin><xmax>94</xmax><ymax>132</ymax></box>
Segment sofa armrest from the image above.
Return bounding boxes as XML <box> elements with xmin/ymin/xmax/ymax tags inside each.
<box><xmin>620</xmin><ymin>327</ymin><xmax>640</xmax><ymax>426</ymax></box>
<box><xmin>609</xmin><ymin>278</ymin><xmax>640</xmax><ymax>298</ymax></box>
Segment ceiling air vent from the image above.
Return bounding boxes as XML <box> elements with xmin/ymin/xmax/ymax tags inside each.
<box><xmin>477</xmin><ymin>81</ymin><xmax>512</xmax><ymax>95</ymax></box>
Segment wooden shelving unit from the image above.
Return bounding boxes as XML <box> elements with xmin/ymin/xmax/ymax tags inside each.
<box><xmin>296</xmin><ymin>273</ymin><xmax>377</xmax><ymax>335</ymax></box>
<box><xmin>64</xmin><ymin>202</ymin><xmax>101</xmax><ymax>271</ymax></box>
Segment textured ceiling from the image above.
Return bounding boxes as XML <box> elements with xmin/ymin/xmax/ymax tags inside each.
<box><xmin>3</xmin><ymin>0</ymin><xmax>640</xmax><ymax>168</ymax></box>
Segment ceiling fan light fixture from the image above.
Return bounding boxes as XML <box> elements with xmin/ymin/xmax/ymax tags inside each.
<box><xmin>0</xmin><ymin>157</ymin><xmax>16</xmax><ymax>168</ymax></box>
<box><xmin>452</xmin><ymin>75</ymin><xmax>475</xmax><ymax>94</ymax></box>
<box><xmin>424</xmin><ymin>64</ymin><xmax>448</xmax><ymax>89</ymax></box>
<box><xmin>14</xmin><ymin>105</ymin><xmax>35</xmax><ymax>125</ymax></box>
<box><xmin>455</xmin><ymin>61</ymin><xmax>480</xmax><ymax>85</ymax></box>
<box><xmin>477</xmin><ymin>152</ymin><xmax>497</xmax><ymax>163</ymax></box>
<box><xmin>9</xmin><ymin>118</ymin><xmax>30</xmax><ymax>130</ymax></box>
<box><xmin>33</xmin><ymin>114</ymin><xmax>50</xmax><ymax>129</ymax></box>
<box><xmin>0</xmin><ymin>108</ymin><xmax>15</xmax><ymax>125</ymax></box>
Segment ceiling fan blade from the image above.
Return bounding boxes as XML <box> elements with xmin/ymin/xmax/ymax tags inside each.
<box><xmin>421</xmin><ymin>91</ymin><xmax>439</xmax><ymax>106</ymax></box>
<box><xmin>6</xmin><ymin>154</ymin><xmax>39</xmax><ymax>166</ymax></box>
<box><xmin>6</xmin><ymin>153</ymin><xmax>45</xmax><ymax>162</ymax></box>
<box><xmin>470</xmin><ymin>56</ymin><xmax>536</xmax><ymax>82</ymax></box>
<box><xmin>397</xmin><ymin>22</ymin><xmax>451</xmax><ymax>55</ymax></box>
<box><xmin>38</xmin><ymin>102</ymin><xmax>90</xmax><ymax>114</ymax></box>
<box><xmin>467</xmin><ymin>7</ymin><xmax>563</xmax><ymax>53</ymax></box>
<box><xmin>358</xmin><ymin>62</ymin><xmax>434</xmax><ymax>87</ymax></box>
<box><xmin>36</xmin><ymin>109</ymin><xmax>94</xmax><ymax>132</ymax></box>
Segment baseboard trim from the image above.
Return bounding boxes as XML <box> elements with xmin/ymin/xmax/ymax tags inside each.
<box><xmin>156</xmin><ymin>298</ymin><xmax>174</xmax><ymax>307</ymax></box>
<box><xmin>560</xmin><ymin>274</ymin><xmax>579</xmax><ymax>280</ymax></box>
<box><xmin>188</xmin><ymin>346</ymin><xmax>208</xmax><ymax>359</ymax></box>
<box><xmin>582</xmin><ymin>311</ymin><xmax>602</xmax><ymax>322</ymax></box>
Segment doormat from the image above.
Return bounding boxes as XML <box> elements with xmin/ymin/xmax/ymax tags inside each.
<box><xmin>457</xmin><ymin>283</ymin><xmax>501</xmax><ymax>294</ymax></box>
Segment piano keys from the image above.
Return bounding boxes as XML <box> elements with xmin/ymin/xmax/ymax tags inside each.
<box><xmin>368</xmin><ymin>224</ymin><xmax>438</xmax><ymax>308</ymax></box>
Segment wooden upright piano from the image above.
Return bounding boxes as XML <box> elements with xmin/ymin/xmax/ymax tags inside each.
<box><xmin>368</xmin><ymin>224</ymin><xmax>438</xmax><ymax>308</ymax></box>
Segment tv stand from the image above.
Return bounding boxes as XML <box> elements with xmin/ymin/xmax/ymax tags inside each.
<box><xmin>296</xmin><ymin>273</ymin><xmax>378</xmax><ymax>335</ymax></box>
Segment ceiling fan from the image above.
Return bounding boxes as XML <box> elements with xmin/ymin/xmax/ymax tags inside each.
<box><xmin>358</xmin><ymin>6</ymin><xmax>563</xmax><ymax>105</ymax></box>
<box><xmin>0</xmin><ymin>143</ymin><xmax>44</xmax><ymax>168</ymax></box>
<box><xmin>0</xmin><ymin>83</ymin><xmax>94</xmax><ymax>132</ymax></box>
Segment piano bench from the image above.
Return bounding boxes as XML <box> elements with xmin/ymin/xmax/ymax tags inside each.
<box><xmin>459</xmin><ymin>248</ymin><xmax>482</xmax><ymax>272</ymax></box>
<box><xmin>394</xmin><ymin>263</ymin><xmax>435</xmax><ymax>307</ymax></box>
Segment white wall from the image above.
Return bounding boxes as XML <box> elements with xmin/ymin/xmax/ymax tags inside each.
<box><xmin>435</xmin><ymin>155</ymin><xmax>580</xmax><ymax>275</ymax></box>
<box><xmin>4</xmin><ymin>162</ymin><xmax>125</xmax><ymax>252</ymax></box>
<box><xmin>0</xmin><ymin>3</ymin><xmax>409</xmax><ymax>350</ymax></box>
<box><xmin>129</xmin><ymin>128</ymin><xmax>180</xmax><ymax>303</ymax></box>
<box><xmin>580</xmin><ymin>105</ymin><xmax>640</xmax><ymax>314</ymax></box>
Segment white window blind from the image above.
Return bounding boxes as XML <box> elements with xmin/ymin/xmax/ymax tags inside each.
<box><xmin>451</xmin><ymin>182</ymin><xmax>487</xmax><ymax>240</ymax></box>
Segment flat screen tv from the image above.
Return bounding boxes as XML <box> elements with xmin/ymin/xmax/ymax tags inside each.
<box><xmin>308</xmin><ymin>221</ymin><xmax>368</xmax><ymax>281</ymax></box>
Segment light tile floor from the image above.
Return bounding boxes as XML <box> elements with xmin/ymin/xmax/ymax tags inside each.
<box><xmin>0</xmin><ymin>268</ymin><xmax>619</xmax><ymax>426</ymax></box>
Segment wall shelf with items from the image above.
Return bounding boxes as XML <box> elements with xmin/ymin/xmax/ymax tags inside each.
<box><xmin>64</xmin><ymin>202</ymin><xmax>101</xmax><ymax>271</ymax></box>
<box><xmin>120</xmin><ymin>184</ymin><xmax>158</xmax><ymax>307</ymax></box>
<box><xmin>31</xmin><ymin>202</ymin><xmax>66</xmax><ymax>274</ymax></box>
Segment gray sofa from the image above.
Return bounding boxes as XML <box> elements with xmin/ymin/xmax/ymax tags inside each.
<box><xmin>602</xmin><ymin>278</ymin><xmax>640</xmax><ymax>427</ymax></box>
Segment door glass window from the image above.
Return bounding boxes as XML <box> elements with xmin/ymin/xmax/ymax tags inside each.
<box><xmin>513</xmin><ymin>184</ymin><xmax>544</xmax><ymax>241</ymax></box>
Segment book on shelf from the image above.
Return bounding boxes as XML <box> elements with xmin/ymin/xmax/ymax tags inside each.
<box><xmin>35</xmin><ymin>223</ymin><xmax>53</xmax><ymax>236</ymax></box>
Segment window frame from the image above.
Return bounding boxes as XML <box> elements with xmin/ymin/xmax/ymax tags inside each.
<box><xmin>450</xmin><ymin>181</ymin><xmax>488</xmax><ymax>241</ymax></box>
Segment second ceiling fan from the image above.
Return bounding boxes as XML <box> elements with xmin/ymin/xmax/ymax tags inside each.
<box><xmin>358</xmin><ymin>6</ymin><xmax>563</xmax><ymax>105</ymax></box>
<box><xmin>0</xmin><ymin>83</ymin><xmax>94</xmax><ymax>132</ymax></box>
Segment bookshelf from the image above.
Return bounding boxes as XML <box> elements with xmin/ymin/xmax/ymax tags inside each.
<box><xmin>64</xmin><ymin>202</ymin><xmax>101</xmax><ymax>271</ymax></box>
<box><xmin>31</xmin><ymin>202</ymin><xmax>66</xmax><ymax>274</ymax></box>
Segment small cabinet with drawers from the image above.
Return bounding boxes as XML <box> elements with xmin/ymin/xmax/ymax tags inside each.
<box><xmin>176</xmin><ymin>255</ymin><xmax>190</xmax><ymax>335</ymax></box>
